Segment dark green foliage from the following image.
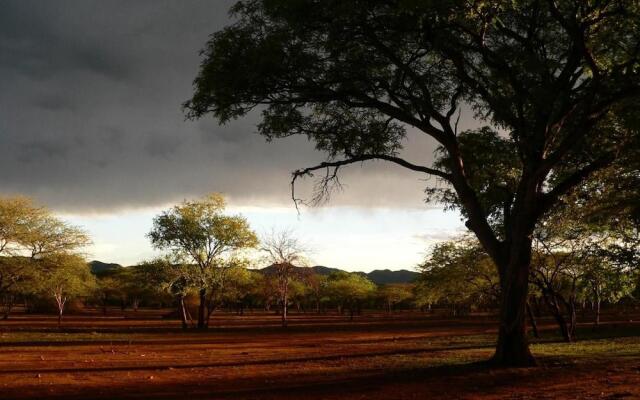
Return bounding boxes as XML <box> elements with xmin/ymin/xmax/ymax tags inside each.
<box><xmin>186</xmin><ymin>0</ymin><xmax>640</xmax><ymax>366</ymax></box>
<box><xmin>88</xmin><ymin>260</ymin><xmax>123</xmax><ymax>276</ymax></box>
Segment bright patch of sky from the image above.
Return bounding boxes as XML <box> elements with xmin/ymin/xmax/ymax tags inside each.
<box><xmin>62</xmin><ymin>205</ymin><xmax>465</xmax><ymax>273</ymax></box>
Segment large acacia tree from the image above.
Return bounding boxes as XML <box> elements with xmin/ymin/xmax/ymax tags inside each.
<box><xmin>186</xmin><ymin>1</ymin><xmax>640</xmax><ymax>366</ymax></box>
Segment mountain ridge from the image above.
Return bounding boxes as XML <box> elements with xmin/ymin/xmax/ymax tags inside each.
<box><xmin>89</xmin><ymin>261</ymin><xmax>419</xmax><ymax>285</ymax></box>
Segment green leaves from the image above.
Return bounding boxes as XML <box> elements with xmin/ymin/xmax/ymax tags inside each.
<box><xmin>0</xmin><ymin>196</ymin><xmax>92</xmax><ymax>310</ymax></box>
<box><xmin>147</xmin><ymin>192</ymin><xmax>258</xmax><ymax>315</ymax></box>
<box><xmin>36</xmin><ymin>254</ymin><xmax>95</xmax><ymax>300</ymax></box>
<box><xmin>416</xmin><ymin>237</ymin><xmax>499</xmax><ymax>306</ymax></box>
<box><xmin>149</xmin><ymin>193</ymin><xmax>258</xmax><ymax>267</ymax></box>
<box><xmin>0</xmin><ymin>196</ymin><xmax>90</xmax><ymax>258</ymax></box>
<box><xmin>428</xmin><ymin>128</ymin><xmax>519</xmax><ymax>227</ymax></box>
<box><xmin>326</xmin><ymin>271</ymin><xmax>376</xmax><ymax>302</ymax></box>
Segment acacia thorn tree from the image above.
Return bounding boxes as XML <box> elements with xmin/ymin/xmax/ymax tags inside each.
<box><xmin>185</xmin><ymin>1</ymin><xmax>640</xmax><ymax>366</ymax></box>
<box><xmin>417</xmin><ymin>238</ymin><xmax>500</xmax><ymax>314</ymax></box>
<box><xmin>36</xmin><ymin>253</ymin><xmax>95</xmax><ymax>328</ymax></box>
<box><xmin>326</xmin><ymin>271</ymin><xmax>376</xmax><ymax>321</ymax></box>
<box><xmin>0</xmin><ymin>196</ymin><xmax>91</xmax><ymax>319</ymax></box>
<box><xmin>148</xmin><ymin>194</ymin><xmax>258</xmax><ymax>329</ymax></box>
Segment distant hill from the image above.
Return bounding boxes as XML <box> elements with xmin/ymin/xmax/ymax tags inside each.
<box><xmin>89</xmin><ymin>260</ymin><xmax>123</xmax><ymax>275</ymax></box>
<box><xmin>89</xmin><ymin>260</ymin><xmax>418</xmax><ymax>284</ymax></box>
<box><xmin>310</xmin><ymin>265</ymin><xmax>344</xmax><ymax>276</ymax></box>
<box><xmin>257</xmin><ymin>264</ymin><xmax>418</xmax><ymax>285</ymax></box>
<box><xmin>366</xmin><ymin>269</ymin><xmax>419</xmax><ymax>285</ymax></box>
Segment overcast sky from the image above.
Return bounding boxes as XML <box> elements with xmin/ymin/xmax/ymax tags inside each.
<box><xmin>1</xmin><ymin>1</ymin><xmax>470</xmax><ymax>271</ymax></box>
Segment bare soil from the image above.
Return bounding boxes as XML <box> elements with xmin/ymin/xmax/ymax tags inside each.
<box><xmin>0</xmin><ymin>310</ymin><xmax>639</xmax><ymax>399</ymax></box>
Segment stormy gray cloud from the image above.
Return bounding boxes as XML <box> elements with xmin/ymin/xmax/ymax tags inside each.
<box><xmin>0</xmin><ymin>1</ymin><xmax>479</xmax><ymax>213</ymax></box>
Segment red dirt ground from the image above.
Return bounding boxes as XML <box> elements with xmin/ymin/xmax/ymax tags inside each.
<box><xmin>0</xmin><ymin>310</ymin><xmax>639</xmax><ymax>399</ymax></box>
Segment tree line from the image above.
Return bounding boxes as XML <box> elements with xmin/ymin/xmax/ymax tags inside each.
<box><xmin>1</xmin><ymin>192</ymin><xmax>638</xmax><ymax>343</ymax></box>
<box><xmin>0</xmin><ymin>195</ymin><xmax>413</xmax><ymax>327</ymax></box>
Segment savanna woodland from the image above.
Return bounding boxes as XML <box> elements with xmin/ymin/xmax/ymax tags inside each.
<box><xmin>1</xmin><ymin>1</ymin><xmax>640</xmax><ymax>399</ymax></box>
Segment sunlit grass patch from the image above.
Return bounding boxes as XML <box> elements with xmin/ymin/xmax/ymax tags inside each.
<box><xmin>532</xmin><ymin>336</ymin><xmax>640</xmax><ymax>361</ymax></box>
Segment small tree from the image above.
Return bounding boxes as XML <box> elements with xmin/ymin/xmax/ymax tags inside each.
<box><xmin>218</xmin><ymin>264</ymin><xmax>256</xmax><ymax>314</ymax></box>
<box><xmin>251</xmin><ymin>272</ymin><xmax>278</xmax><ymax>312</ymax></box>
<box><xmin>93</xmin><ymin>275</ymin><xmax>125</xmax><ymax>315</ymax></box>
<box><xmin>417</xmin><ymin>238</ymin><xmax>500</xmax><ymax>316</ymax></box>
<box><xmin>260</xmin><ymin>229</ymin><xmax>308</xmax><ymax>327</ymax></box>
<box><xmin>148</xmin><ymin>194</ymin><xmax>258</xmax><ymax>329</ymax></box>
<box><xmin>36</xmin><ymin>254</ymin><xmax>95</xmax><ymax>327</ymax></box>
<box><xmin>0</xmin><ymin>257</ymin><xmax>37</xmax><ymax>319</ymax></box>
<box><xmin>201</xmin><ymin>256</ymin><xmax>252</xmax><ymax>322</ymax></box>
<box><xmin>326</xmin><ymin>272</ymin><xmax>376</xmax><ymax>321</ymax></box>
<box><xmin>1</xmin><ymin>197</ymin><xmax>90</xmax><ymax>304</ymax></box>
<box><xmin>378</xmin><ymin>284</ymin><xmax>414</xmax><ymax>313</ymax></box>
<box><xmin>303</xmin><ymin>271</ymin><xmax>327</xmax><ymax>313</ymax></box>
<box><xmin>140</xmin><ymin>258</ymin><xmax>199</xmax><ymax>329</ymax></box>
<box><xmin>581</xmin><ymin>260</ymin><xmax>635</xmax><ymax>327</ymax></box>
<box><xmin>0</xmin><ymin>196</ymin><xmax>91</xmax><ymax>320</ymax></box>
<box><xmin>531</xmin><ymin>206</ymin><xmax>636</xmax><ymax>340</ymax></box>
<box><xmin>115</xmin><ymin>266</ymin><xmax>162</xmax><ymax>312</ymax></box>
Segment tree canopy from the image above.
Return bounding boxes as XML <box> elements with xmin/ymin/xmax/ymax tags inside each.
<box><xmin>186</xmin><ymin>0</ymin><xmax>640</xmax><ymax>366</ymax></box>
<box><xmin>148</xmin><ymin>193</ymin><xmax>258</xmax><ymax>328</ymax></box>
<box><xmin>0</xmin><ymin>196</ymin><xmax>91</xmax><ymax>319</ymax></box>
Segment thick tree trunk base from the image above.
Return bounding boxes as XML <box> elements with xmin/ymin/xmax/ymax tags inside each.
<box><xmin>488</xmin><ymin>350</ymin><xmax>537</xmax><ymax>368</ymax></box>
<box><xmin>489</xmin><ymin>333</ymin><xmax>537</xmax><ymax>367</ymax></box>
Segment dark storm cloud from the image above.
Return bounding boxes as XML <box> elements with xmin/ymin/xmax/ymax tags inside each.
<box><xmin>0</xmin><ymin>2</ymin><xmax>131</xmax><ymax>81</ymax></box>
<box><xmin>0</xmin><ymin>1</ymin><xmax>479</xmax><ymax>213</ymax></box>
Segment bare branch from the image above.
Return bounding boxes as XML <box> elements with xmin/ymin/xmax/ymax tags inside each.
<box><xmin>290</xmin><ymin>154</ymin><xmax>451</xmax><ymax>211</ymax></box>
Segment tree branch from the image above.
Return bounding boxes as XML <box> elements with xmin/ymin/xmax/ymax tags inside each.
<box><xmin>290</xmin><ymin>154</ymin><xmax>451</xmax><ymax>211</ymax></box>
<box><xmin>536</xmin><ymin>153</ymin><xmax>615</xmax><ymax>218</ymax></box>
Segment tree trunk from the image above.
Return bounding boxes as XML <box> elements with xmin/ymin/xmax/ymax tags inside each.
<box><xmin>205</xmin><ymin>290</ymin><xmax>217</xmax><ymax>328</ymax></box>
<box><xmin>548</xmin><ymin>294</ymin><xmax>573</xmax><ymax>342</ymax></box>
<box><xmin>526</xmin><ymin>301</ymin><xmax>539</xmax><ymax>339</ymax></box>
<box><xmin>594</xmin><ymin>286</ymin><xmax>601</xmax><ymax>327</ymax></box>
<box><xmin>58</xmin><ymin>309</ymin><xmax>63</xmax><ymax>328</ymax></box>
<box><xmin>178</xmin><ymin>295</ymin><xmax>188</xmax><ymax>330</ymax></box>
<box><xmin>197</xmin><ymin>288</ymin><xmax>207</xmax><ymax>329</ymax></box>
<box><xmin>490</xmin><ymin>240</ymin><xmax>536</xmax><ymax>367</ymax></box>
<box><xmin>55</xmin><ymin>293</ymin><xmax>66</xmax><ymax>329</ymax></box>
<box><xmin>185</xmin><ymin>303</ymin><xmax>194</xmax><ymax>327</ymax></box>
<box><xmin>569</xmin><ymin>296</ymin><xmax>577</xmax><ymax>340</ymax></box>
<box><xmin>281</xmin><ymin>296</ymin><xmax>288</xmax><ymax>327</ymax></box>
<box><xmin>2</xmin><ymin>295</ymin><xmax>14</xmax><ymax>320</ymax></box>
